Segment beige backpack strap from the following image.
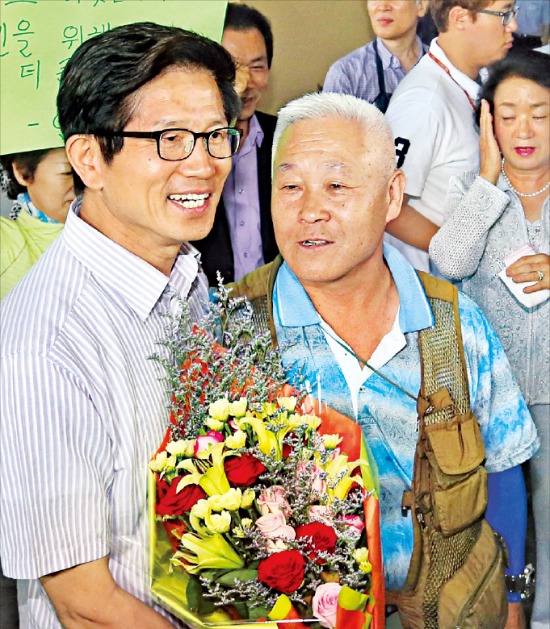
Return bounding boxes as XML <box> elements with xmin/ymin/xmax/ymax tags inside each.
<box><xmin>394</xmin><ymin>273</ymin><xmax>494</xmax><ymax>629</ymax></box>
<box><xmin>227</xmin><ymin>255</ymin><xmax>283</xmax><ymax>347</ymax></box>
<box><xmin>416</xmin><ymin>271</ymin><xmax>471</xmax><ymax>416</ymax></box>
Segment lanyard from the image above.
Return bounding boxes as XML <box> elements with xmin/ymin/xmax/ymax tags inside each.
<box><xmin>428</xmin><ymin>51</ymin><xmax>478</xmax><ymax>113</ymax></box>
<box><xmin>372</xmin><ymin>39</ymin><xmax>391</xmax><ymax>114</ymax></box>
<box><xmin>321</xmin><ymin>325</ymin><xmax>418</xmax><ymax>402</ymax></box>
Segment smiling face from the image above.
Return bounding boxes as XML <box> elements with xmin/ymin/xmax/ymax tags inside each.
<box><xmin>494</xmin><ymin>75</ymin><xmax>550</xmax><ymax>175</ymax></box>
<box><xmin>367</xmin><ymin>0</ymin><xmax>426</xmax><ymax>42</ymax></box>
<box><xmin>221</xmin><ymin>27</ymin><xmax>269</xmax><ymax>127</ymax></box>
<box><xmin>77</xmin><ymin>68</ymin><xmax>231</xmax><ymax>270</ymax></box>
<box><xmin>271</xmin><ymin>117</ymin><xmax>403</xmax><ymax>291</ymax></box>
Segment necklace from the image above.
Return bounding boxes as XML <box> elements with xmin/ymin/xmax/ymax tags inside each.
<box><xmin>321</xmin><ymin>325</ymin><xmax>417</xmax><ymax>402</ymax></box>
<box><xmin>501</xmin><ymin>158</ymin><xmax>550</xmax><ymax>198</ymax></box>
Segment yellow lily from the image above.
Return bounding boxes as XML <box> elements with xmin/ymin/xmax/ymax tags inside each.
<box><xmin>175</xmin><ymin>459</ymin><xmax>203</xmax><ymax>491</ymax></box>
<box><xmin>238</xmin><ymin>416</ymin><xmax>281</xmax><ymax>459</ymax></box>
<box><xmin>174</xmin><ymin>532</ymin><xmax>244</xmax><ymax>574</ymax></box>
<box><xmin>324</xmin><ymin>454</ymin><xmax>370</xmax><ymax>501</ymax></box>
<box><xmin>198</xmin><ymin>442</ymin><xmax>231</xmax><ymax>496</ymax></box>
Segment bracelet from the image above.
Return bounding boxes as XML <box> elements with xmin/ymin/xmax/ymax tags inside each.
<box><xmin>505</xmin><ymin>564</ymin><xmax>535</xmax><ymax>600</ymax></box>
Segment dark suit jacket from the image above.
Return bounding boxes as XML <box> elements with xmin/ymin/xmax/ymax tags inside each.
<box><xmin>192</xmin><ymin>111</ymin><xmax>279</xmax><ymax>286</ymax></box>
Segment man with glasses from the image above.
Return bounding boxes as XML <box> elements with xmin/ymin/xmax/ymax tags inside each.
<box><xmin>0</xmin><ymin>22</ymin><xmax>239</xmax><ymax>628</ymax></box>
<box><xmin>384</xmin><ymin>0</ymin><xmax>519</xmax><ymax>273</ymax></box>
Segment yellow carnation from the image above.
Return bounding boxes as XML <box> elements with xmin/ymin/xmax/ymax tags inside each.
<box><xmin>190</xmin><ymin>499</ymin><xmax>210</xmax><ymax>519</ymax></box>
<box><xmin>206</xmin><ymin>417</ymin><xmax>225</xmax><ymax>431</ymax></box>
<box><xmin>229</xmin><ymin>397</ymin><xmax>248</xmax><ymax>418</ymax></box>
<box><xmin>209</xmin><ymin>398</ymin><xmax>230</xmax><ymax>421</ymax></box>
<box><xmin>241</xmin><ymin>489</ymin><xmax>255</xmax><ymax>508</ymax></box>
<box><xmin>322</xmin><ymin>434</ymin><xmax>343</xmax><ymax>450</ymax></box>
<box><xmin>277</xmin><ymin>396</ymin><xmax>297</xmax><ymax>411</ymax></box>
<box><xmin>205</xmin><ymin>510</ymin><xmax>232</xmax><ymax>534</ymax></box>
<box><xmin>217</xmin><ymin>488</ymin><xmax>243</xmax><ymax>511</ymax></box>
<box><xmin>226</xmin><ymin>430</ymin><xmax>247</xmax><ymax>449</ymax></box>
<box><xmin>353</xmin><ymin>547</ymin><xmax>372</xmax><ymax>574</ymax></box>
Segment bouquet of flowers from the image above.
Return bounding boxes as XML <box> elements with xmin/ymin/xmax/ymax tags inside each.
<box><xmin>148</xmin><ymin>285</ymin><xmax>383</xmax><ymax>629</ymax></box>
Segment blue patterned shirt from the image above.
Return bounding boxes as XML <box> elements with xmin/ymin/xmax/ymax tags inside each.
<box><xmin>272</xmin><ymin>244</ymin><xmax>539</xmax><ymax>590</ymax></box>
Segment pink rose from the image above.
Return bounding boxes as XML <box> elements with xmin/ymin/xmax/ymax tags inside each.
<box><xmin>341</xmin><ymin>515</ymin><xmax>365</xmax><ymax>536</ymax></box>
<box><xmin>194</xmin><ymin>430</ymin><xmax>223</xmax><ymax>455</ymax></box>
<box><xmin>297</xmin><ymin>462</ymin><xmax>326</xmax><ymax>496</ymax></box>
<box><xmin>255</xmin><ymin>512</ymin><xmax>296</xmax><ymax>541</ymax></box>
<box><xmin>258</xmin><ymin>486</ymin><xmax>291</xmax><ymax>517</ymax></box>
<box><xmin>309</xmin><ymin>505</ymin><xmax>333</xmax><ymax>525</ymax></box>
<box><xmin>312</xmin><ymin>582</ymin><xmax>342</xmax><ymax>628</ymax></box>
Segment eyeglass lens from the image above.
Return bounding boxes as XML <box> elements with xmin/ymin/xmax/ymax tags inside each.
<box><xmin>159</xmin><ymin>129</ymin><xmax>239</xmax><ymax>160</ymax></box>
<box><xmin>504</xmin><ymin>7</ymin><xmax>518</xmax><ymax>25</ymax></box>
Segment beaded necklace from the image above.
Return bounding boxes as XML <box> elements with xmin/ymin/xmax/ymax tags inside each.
<box><xmin>501</xmin><ymin>158</ymin><xmax>550</xmax><ymax>198</ymax></box>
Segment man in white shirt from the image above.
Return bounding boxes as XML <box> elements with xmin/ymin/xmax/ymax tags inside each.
<box><xmin>385</xmin><ymin>0</ymin><xmax>519</xmax><ymax>271</ymax></box>
<box><xmin>0</xmin><ymin>22</ymin><xmax>240</xmax><ymax>629</ymax></box>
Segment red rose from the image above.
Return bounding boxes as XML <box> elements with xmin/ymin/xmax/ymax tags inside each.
<box><xmin>296</xmin><ymin>522</ymin><xmax>338</xmax><ymax>564</ymax></box>
<box><xmin>156</xmin><ymin>476</ymin><xmax>206</xmax><ymax>516</ymax></box>
<box><xmin>224</xmin><ymin>454</ymin><xmax>266</xmax><ymax>487</ymax></box>
<box><xmin>258</xmin><ymin>549</ymin><xmax>306</xmax><ymax>593</ymax></box>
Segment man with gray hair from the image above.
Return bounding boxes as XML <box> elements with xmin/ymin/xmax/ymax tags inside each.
<box><xmin>231</xmin><ymin>92</ymin><xmax>537</xmax><ymax>628</ymax></box>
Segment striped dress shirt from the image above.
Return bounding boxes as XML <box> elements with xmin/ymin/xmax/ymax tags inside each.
<box><xmin>323</xmin><ymin>36</ymin><xmax>427</xmax><ymax>103</ymax></box>
<box><xmin>1</xmin><ymin>199</ymin><xmax>208</xmax><ymax>628</ymax></box>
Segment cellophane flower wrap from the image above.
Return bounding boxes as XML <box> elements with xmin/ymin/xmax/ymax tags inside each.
<box><xmin>148</xmin><ymin>284</ymin><xmax>383</xmax><ymax>629</ymax></box>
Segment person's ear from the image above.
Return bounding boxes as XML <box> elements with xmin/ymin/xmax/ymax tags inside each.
<box><xmin>65</xmin><ymin>135</ymin><xmax>105</xmax><ymax>190</ymax></box>
<box><xmin>448</xmin><ymin>5</ymin><xmax>472</xmax><ymax>30</ymax></box>
<box><xmin>12</xmin><ymin>161</ymin><xmax>32</xmax><ymax>187</ymax></box>
<box><xmin>417</xmin><ymin>0</ymin><xmax>429</xmax><ymax>18</ymax></box>
<box><xmin>385</xmin><ymin>169</ymin><xmax>406</xmax><ymax>224</ymax></box>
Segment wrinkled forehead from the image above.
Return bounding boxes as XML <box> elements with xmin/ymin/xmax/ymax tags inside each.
<box><xmin>274</xmin><ymin>116</ymin><xmax>393</xmax><ymax>176</ymax></box>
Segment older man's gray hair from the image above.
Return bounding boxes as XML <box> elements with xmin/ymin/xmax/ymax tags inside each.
<box><xmin>272</xmin><ymin>92</ymin><xmax>396</xmax><ymax>179</ymax></box>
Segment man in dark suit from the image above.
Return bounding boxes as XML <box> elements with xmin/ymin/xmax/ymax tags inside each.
<box><xmin>192</xmin><ymin>3</ymin><xmax>278</xmax><ymax>285</ymax></box>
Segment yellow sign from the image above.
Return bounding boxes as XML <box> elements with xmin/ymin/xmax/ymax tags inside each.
<box><xmin>0</xmin><ymin>0</ymin><xmax>228</xmax><ymax>155</ymax></box>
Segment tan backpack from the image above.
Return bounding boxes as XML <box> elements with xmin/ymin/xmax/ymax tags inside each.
<box><xmin>385</xmin><ymin>272</ymin><xmax>508</xmax><ymax>628</ymax></box>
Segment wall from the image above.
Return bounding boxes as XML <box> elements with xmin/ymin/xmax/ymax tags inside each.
<box><xmin>245</xmin><ymin>0</ymin><xmax>374</xmax><ymax>115</ymax></box>
<box><xmin>1</xmin><ymin>2</ymin><xmax>375</xmax><ymax>216</ymax></box>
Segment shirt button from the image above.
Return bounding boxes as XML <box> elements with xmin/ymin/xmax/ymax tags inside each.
<box><xmin>239</xmin><ymin>220</ymin><xmax>245</xmax><ymax>227</ymax></box>
<box><xmin>238</xmin><ymin>189</ymin><xmax>244</xmax><ymax>194</ymax></box>
<box><xmin>244</xmin><ymin>252</ymin><xmax>248</xmax><ymax>258</ymax></box>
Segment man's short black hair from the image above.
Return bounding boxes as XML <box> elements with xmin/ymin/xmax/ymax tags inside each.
<box><xmin>224</xmin><ymin>3</ymin><xmax>274</xmax><ymax>68</ymax></box>
<box><xmin>57</xmin><ymin>21</ymin><xmax>241</xmax><ymax>169</ymax></box>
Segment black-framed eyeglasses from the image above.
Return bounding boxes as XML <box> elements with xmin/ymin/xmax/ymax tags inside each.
<box><xmin>98</xmin><ymin>127</ymin><xmax>241</xmax><ymax>161</ymax></box>
<box><xmin>478</xmin><ymin>4</ymin><xmax>519</xmax><ymax>26</ymax></box>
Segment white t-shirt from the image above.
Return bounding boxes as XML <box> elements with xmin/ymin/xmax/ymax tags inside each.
<box><xmin>385</xmin><ymin>38</ymin><xmax>482</xmax><ymax>271</ymax></box>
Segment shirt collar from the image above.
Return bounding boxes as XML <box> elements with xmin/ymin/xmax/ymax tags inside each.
<box><xmin>376</xmin><ymin>36</ymin><xmax>426</xmax><ymax>70</ymax></box>
<box><xmin>430</xmin><ymin>38</ymin><xmax>482</xmax><ymax>101</ymax></box>
<box><xmin>62</xmin><ymin>198</ymin><xmax>201</xmax><ymax>321</ymax></box>
<box><xmin>274</xmin><ymin>243</ymin><xmax>434</xmax><ymax>333</ymax></box>
<box><xmin>243</xmin><ymin>113</ymin><xmax>265</xmax><ymax>148</ymax></box>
